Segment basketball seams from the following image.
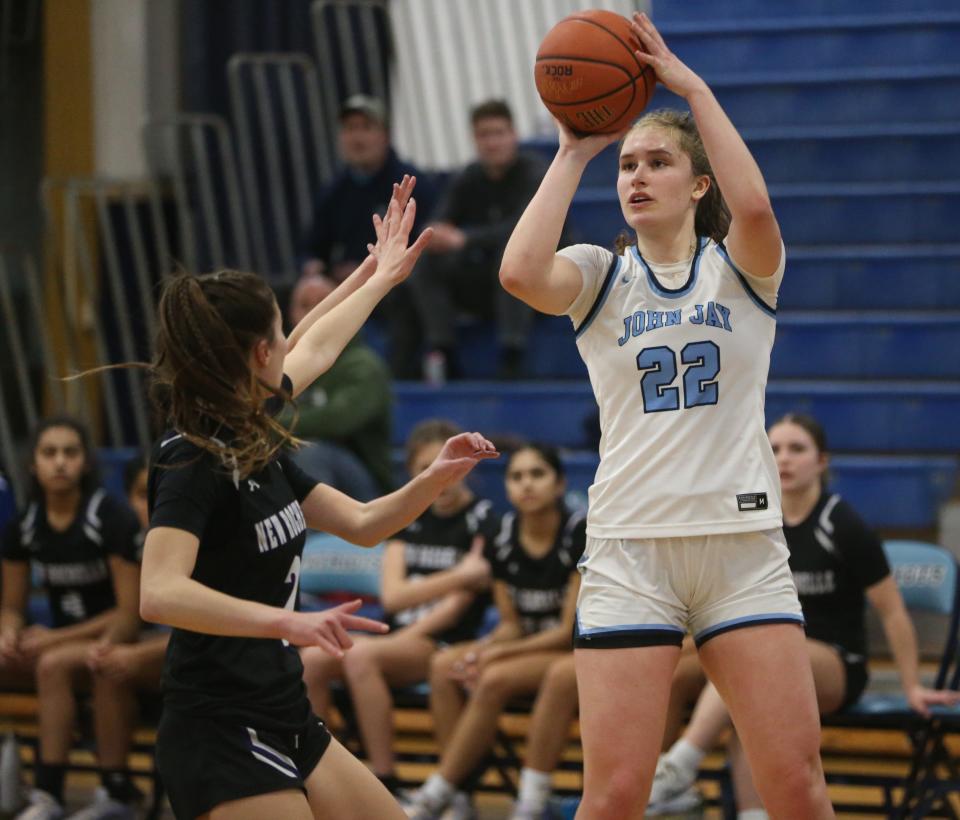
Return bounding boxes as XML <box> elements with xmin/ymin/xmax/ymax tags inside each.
<box><xmin>562</xmin><ymin>14</ymin><xmax>644</xmax><ymax>73</ymax></box>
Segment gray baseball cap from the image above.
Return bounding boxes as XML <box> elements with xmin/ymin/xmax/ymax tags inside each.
<box><xmin>340</xmin><ymin>94</ymin><xmax>389</xmax><ymax>127</ymax></box>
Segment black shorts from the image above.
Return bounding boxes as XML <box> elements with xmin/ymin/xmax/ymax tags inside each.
<box><xmin>156</xmin><ymin>709</ymin><xmax>332</xmax><ymax>819</ymax></box>
<box><xmin>831</xmin><ymin>644</ymin><xmax>869</xmax><ymax>711</ymax></box>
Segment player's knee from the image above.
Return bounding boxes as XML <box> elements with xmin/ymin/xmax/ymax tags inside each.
<box><xmin>581</xmin><ymin>769</ymin><xmax>647</xmax><ymax>819</ymax></box>
<box><xmin>36</xmin><ymin>649</ymin><xmax>73</xmax><ymax>681</ymax></box>
<box><xmin>763</xmin><ymin>747</ymin><xmax>824</xmax><ymax>807</ymax></box>
<box><xmin>429</xmin><ymin>648</ymin><xmax>458</xmax><ymax>682</ymax></box>
<box><xmin>472</xmin><ymin>666</ymin><xmax>515</xmax><ymax>705</ymax></box>
<box><xmin>543</xmin><ymin>657</ymin><xmax>578</xmax><ymax>700</ymax></box>
<box><xmin>341</xmin><ymin>640</ymin><xmax>379</xmax><ymax>677</ymax></box>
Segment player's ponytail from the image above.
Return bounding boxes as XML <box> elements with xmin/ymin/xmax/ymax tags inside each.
<box><xmin>615</xmin><ymin>109</ymin><xmax>731</xmax><ymax>254</ymax></box>
<box><xmin>152</xmin><ymin>271</ymin><xmax>299</xmax><ymax>479</ymax></box>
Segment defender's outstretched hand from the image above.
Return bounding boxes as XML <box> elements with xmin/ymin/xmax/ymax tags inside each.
<box><xmin>427</xmin><ymin>433</ymin><xmax>499</xmax><ymax>488</ymax></box>
<box><xmin>366</xmin><ymin>185</ymin><xmax>434</xmax><ymax>288</ymax></box>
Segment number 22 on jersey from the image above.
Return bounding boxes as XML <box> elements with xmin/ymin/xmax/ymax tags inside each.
<box><xmin>636</xmin><ymin>341</ymin><xmax>720</xmax><ymax>413</ymax></box>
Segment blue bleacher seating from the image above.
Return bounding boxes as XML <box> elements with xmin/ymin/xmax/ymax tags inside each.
<box><xmin>570</xmin><ymin>182</ymin><xmax>960</xmax><ymax>246</ymax></box>
<box><xmin>527</xmin><ymin>123</ymin><xmax>960</xmax><ymax>188</ymax></box>
<box><xmin>652</xmin><ymin>0</ymin><xmax>960</xmax><ymax>23</ymax></box>
<box><xmin>662</xmin><ymin>14</ymin><xmax>960</xmax><ymax>74</ymax></box>
<box><xmin>391</xmin><ymin>382</ymin><xmax>960</xmax><ymax>452</ymax></box>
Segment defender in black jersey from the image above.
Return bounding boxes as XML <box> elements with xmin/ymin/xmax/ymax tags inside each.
<box><xmin>301</xmin><ymin>419</ymin><xmax>498</xmax><ymax>793</ymax></box>
<box><xmin>404</xmin><ymin>445</ymin><xmax>586</xmax><ymax>819</ymax></box>
<box><xmin>138</xmin><ymin>178</ymin><xmax>497</xmax><ymax>819</ymax></box>
<box><xmin>647</xmin><ymin>414</ymin><xmax>960</xmax><ymax>815</ymax></box>
<box><xmin>0</xmin><ymin>417</ymin><xmax>141</xmax><ymax>817</ymax></box>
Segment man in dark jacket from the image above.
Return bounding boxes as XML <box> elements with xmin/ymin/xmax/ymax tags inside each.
<box><xmin>300</xmin><ymin>95</ymin><xmax>437</xmax><ymax>379</ymax></box>
<box><xmin>411</xmin><ymin>100</ymin><xmax>549</xmax><ymax>381</ymax></box>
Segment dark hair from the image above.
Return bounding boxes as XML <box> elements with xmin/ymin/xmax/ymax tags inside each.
<box><xmin>770</xmin><ymin>413</ymin><xmax>828</xmax><ymax>455</ymax></box>
<box><xmin>27</xmin><ymin>415</ymin><xmax>100</xmax><ymax>501</ymax></box>
<box><xmin>470</xmin><ymin>99</ymin><xmax>513</xmax><ymax>127</ymax></box>
<box><xmin>123</xmin><ymin>453</ymin><xmax>147</xmax><ymax>495</ymax></box>
<box><xmin>506</xmin><ymin>442</ymin><xmax>565</xmax><ymax>480</ymax></box>
<box><xmin>769</xmin><ymin>413</ymin><xmax>831</xmax><ymax>488</ymax></box>
<box><xmin>614</xmin><ymin>109</ymin><xmax>731</xmax><ymax>254</ymax></box>
<box><xmin>151</xmin><ymin>271</ymin><xmax>298</xmax><ymax>479</ymax></box>
<box><xmin>405</xmin><ymin>418</ymin><xmax>461</xmax><ymax>471</ymax></box>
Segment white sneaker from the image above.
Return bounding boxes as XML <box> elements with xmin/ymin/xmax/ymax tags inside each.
<box><xmin>65</xmin><ymin>787</ymin><xmax>137</xmax><ymax>820</ymax></box>
<box><xmin>444</xmin><ymin>791</ymin><xmax>477</xmax><ymax>820</ymax></box>
<box><xmin>401</xmin><ymin>786</ymin><xmax>448</xmax><ymax>820</ymax></box>
<box><xmin>510</xmin><ymin>800</ymin><xmax>548</xmax><ymax>820</ymax></box>
<box><xmin>647</xmin><ymin>755</ymin><xmax>701</xmax><ymax>816</ymax></box>
<box><xmin>14</xmin><ymin>789</ymin><xmax>64</xmax><ymax>820</ymax></box>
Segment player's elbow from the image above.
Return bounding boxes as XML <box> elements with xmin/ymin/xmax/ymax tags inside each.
<box><xmin>499</xmin><ymin>261</ymin><xmax>535</xmax><ymax>301</ymax></box>
<box><xmin>139</xmin><ymin>579</ymin><xmax>175</xmax><ymax>624</ymax></box>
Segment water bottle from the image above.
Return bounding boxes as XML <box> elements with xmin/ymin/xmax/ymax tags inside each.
<box><xmin>0</xmin><ymin>730</ymin><xmax>23</xmax><ymax>813</ymax></box>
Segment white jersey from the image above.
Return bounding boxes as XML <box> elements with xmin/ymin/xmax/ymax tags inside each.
<box><xmin>561</xmin><ymin>237</ymin><xmax>784</xmax><ymax>539</ymax></box>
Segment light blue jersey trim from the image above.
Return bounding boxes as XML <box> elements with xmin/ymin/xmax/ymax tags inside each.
<box><xmin>632</xmin><ymin>236</ymin><xmax>706</xmax><ymax>299</ymax></box>
<box><xmin>715</xmin><ymin>244</ymin><xmax>777</xmax><ymax>318</ymax></box>
<box><xmin>694</xmin><ymin>612</ymin><xmax>804</xmax><ymax>643</ymax></box>
<box><xmin>575</xmin><ymin>254</ymin><xmax>622</xmax><ymax>339</ymax></box>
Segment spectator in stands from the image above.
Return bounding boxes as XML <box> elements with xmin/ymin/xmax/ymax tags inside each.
<box><xmin>0</xmin><ymin>416</ymin><xmax>141</xmax><ymax>819</ymax></box>
<box><xmin>282</xmin><ymin>273</ymin><xmax>393</xmax><ymax>500</ymax></box>
<box><xmin>300</xmin><ymin>419</ymin><xmax>495</xmax><ymax>796</ymax></box>
<box><xmin>411</xmin><ymin>100</ymin><xmax>549</xmax><ymax>381</ymax></box>
<box><xmin>507</xmin><ymin>638</ymin><xmax>706</xmax><ymax>819</ymax></box>
<box><xmin>300</xmin><ymin>94</ymin><xmax>438</xmax><ymax>379</ymax></box>
<box><xmin>500</xmin><ymin>13</ymin><xmax>832</xmax><ymax>817</ymax></box>
<box><xmin>82</xmin><ymin>455</ymin><xmax>171</xmax><ymax>820</ymax></box>
<box><xmin>403</xmin><ymin>444</ymin><xmax>586</xmax><ymax>820</ymax></box>
<box><xmin>648</xmin><ymin>413</ymin><xmax>960</xmax><ymax>817</ymax></box>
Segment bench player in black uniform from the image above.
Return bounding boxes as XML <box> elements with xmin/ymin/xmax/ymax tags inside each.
<box><xmin>648</xmin><ymin>413</ymin><xmax>960</xmax><ymax>817</ymax></box>
<box><xmin>0</xmin><ymin>416</ymin><xmax>141</xmax><ymax>819</ymax></box>
<box><xmin>300</xmin><ymin>418</ymin><xmax>496</xmax><ymax>795</ymax></box>
<box><xmin>140</xmin><ymin>179</ymin><xmax>498</xmax><ymax>820</ymax></box>
<box><xmin>404</xmin><ymin>444</ymin><xmax>586</xmax><ymax>820</ymax></box>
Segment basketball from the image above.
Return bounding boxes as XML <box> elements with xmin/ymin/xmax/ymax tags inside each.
<box><xmin>535</xmin><ymin>9</ymin><xmax>655</xmax><ymax>135</ymax></box>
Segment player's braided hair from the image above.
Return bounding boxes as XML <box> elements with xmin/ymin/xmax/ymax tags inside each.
<box><xmin>151</xmin><ymin>271</ymin><xmax>298</xmax><ymax>480</ymax></box>
<box><xmin>615</xmin><ymin>108</ymin><xmax>731</xmax><ymax>254</ymax></box>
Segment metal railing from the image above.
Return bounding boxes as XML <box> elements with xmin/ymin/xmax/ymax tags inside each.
<box><xmin>227</xmin><ymin>53</ymin><xmax>331</xmax><ymax>282</ymax></box>
<box><xmin>142</xmin><ymin>113</ymin><xmax>252</xmax><ymax>274</ymax></box>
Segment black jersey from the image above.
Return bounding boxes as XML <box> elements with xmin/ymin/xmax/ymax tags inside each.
<box><xmin>785</xmin><ymin>492</ymin><xmax>890</xmax><ymax>657</ymax></box>
<box><xmin>488</xmin><ymin>507</ymin><xmax>586</xmax><ymax>636</ymax></box>
<box><xmin>390</xmin><ymin>497</ymin><xmax>496</xmax><ymax>644</ymax></box>
<box><xmin>148</xmin><ymin>429</ymin><xmax>318</xmax><ymax>731</ymax></box>
<box><xmin>2</xmin><ymin>490</ymin><xmax>141</xmax><ymax>627</ymax></box>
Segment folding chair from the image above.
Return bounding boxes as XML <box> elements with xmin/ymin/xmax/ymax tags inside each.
<box><xmin>821</xmin><ymin>540</ymin><xmax>960</xmax><ymax>817</ymax></box>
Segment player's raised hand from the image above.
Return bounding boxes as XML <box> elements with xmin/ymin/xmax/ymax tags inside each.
<box><xmin>427</xmin><ymin>433</ymin><xmax>499</xmax><ymax>488</ymax></box>
<box><xmin>284</xmin><ymin>599</ymin><xmax>389</xmax><ymax>658</ymax></box>
<box><xmin>630</xmin><ymin>12</ymin><xmax>706</xmax><ymax>100</ymax></box>
<box><xmin>366</xmin><ymin>191</ymin><xmax>434</xmax><ymax>288</ymax></box>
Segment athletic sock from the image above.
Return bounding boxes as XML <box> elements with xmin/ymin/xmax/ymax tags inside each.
<box><xmin>101</xmin><ymin>769</ymin><xmax>142</xmax><ymax>803</ymax></box>
<box><xmin>738</xmin><ymin>810</ymin><xmax>769</xmax><ymax>820</ymax></box>
<box><xmin>517</xmin><ymin>767</ymin><xmax>552</xmax><ymax>809</ymax></box>
<box><xmin>35</xmin><ymin>762</ymin><xmax>66</xmax><ymax>805</ymax></box>
<box><xmin>420</xmin><ymin>773</ymin><xmax>455</xmax><ymax>807</ymax></box>
<box><xmin>666</xmin><ymin>738</ymin><xmax>705</xmax><ymax>779</ymax></box>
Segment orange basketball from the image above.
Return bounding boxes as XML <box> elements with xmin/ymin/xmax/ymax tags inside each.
<box><xmin>535</xmin><ymin>9</ymin><xmax>655</xmax><ymax>135</ymax></box>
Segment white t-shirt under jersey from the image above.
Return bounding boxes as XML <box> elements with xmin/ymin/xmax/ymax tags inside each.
<box><xmin>560</xmin><ymin>236</ymin><xmax>785</xmax><ymax>539</ymax></box>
